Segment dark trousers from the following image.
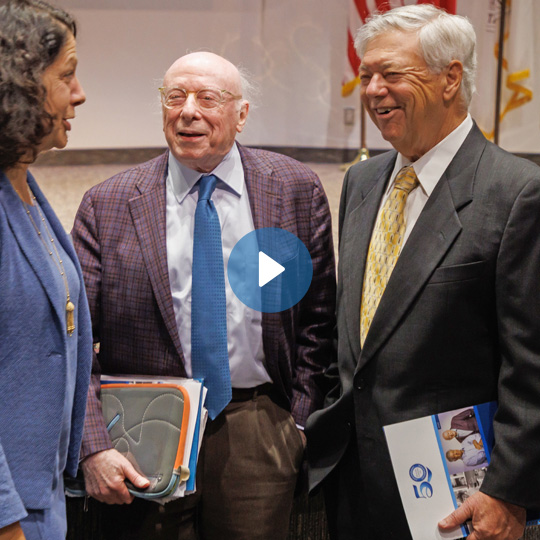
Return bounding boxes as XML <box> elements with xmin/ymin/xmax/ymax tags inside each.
<box><xmin>323</xmin><ymin>437</ymin><xmax>412</xmax><ymax>540</ymax></box>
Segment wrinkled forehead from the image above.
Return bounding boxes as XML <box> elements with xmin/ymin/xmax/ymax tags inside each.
<box><xmin>163</xmin><ymin>54</ymin><xmax>241</xmax><ymax>93</ymax></box>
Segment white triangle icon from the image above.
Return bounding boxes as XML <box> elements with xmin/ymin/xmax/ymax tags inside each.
<box><xmin>259</xmin><ymin>251</ymin><xmax>285</xmax><ymax>287</ymax></box>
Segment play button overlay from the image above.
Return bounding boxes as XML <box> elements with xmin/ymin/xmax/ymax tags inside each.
<box><xmin>228</xmin><ymin>228</ymin><xmax>313</xmax><ymax>313</ymax></box>
<box><xmin>258</xmin><ymin>251</ymin><xmax>285</xmax><ymax>287</ymax></box>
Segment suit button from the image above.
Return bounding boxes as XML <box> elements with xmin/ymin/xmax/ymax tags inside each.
<box><xmin>355</xmin><ymin>378</ymin><xmax>365</xmax><ymax>391</ymax></box>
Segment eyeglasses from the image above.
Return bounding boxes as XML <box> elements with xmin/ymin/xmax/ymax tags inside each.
<box><xmin>159</xmin><ymin>86</ymin><xmax>242</xmax><ymax>110</ymax></box>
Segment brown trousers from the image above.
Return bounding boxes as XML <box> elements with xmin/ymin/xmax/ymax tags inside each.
<box><xmin>91</xmin><ymin>389</ymin><xmax>304</xmax><ymax>540</ymax></box>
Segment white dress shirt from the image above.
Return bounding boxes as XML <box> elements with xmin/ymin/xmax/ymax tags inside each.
<box><xmin>461</xmin><ymin>433</ymin><xmax>487</xmax><ymax>467</ymax></box>
<box><xmin>381</xmin><ymin>114</ymin><xmax>474</xmax><ymax>250</ymax></box>
<box><xmin>166</xmin><ymin>143</ymin><xmax>272</xmax><ymax>387</ymax></box>
<box><xmin>456</xmin><ymin>428</ymin><xmax>473</xmax><ymax>440</ymax></box>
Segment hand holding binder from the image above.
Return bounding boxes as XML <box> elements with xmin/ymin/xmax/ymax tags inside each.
<box><xmin>81</xmin><ymin>448</ymin><xmax>151</xmax><ymax>505</ymax></box>
<box><xmin>67</xmin><ymin>376</ymin><xmax>206</xmax><ymax>504</ymax></box>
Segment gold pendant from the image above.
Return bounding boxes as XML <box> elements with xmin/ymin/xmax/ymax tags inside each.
<box><xmin>66</xmin><ymin>300</ymin><xmax>75</xmax><ymax>336</ymax></box>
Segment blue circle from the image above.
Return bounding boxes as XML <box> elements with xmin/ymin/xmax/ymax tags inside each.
<box><xmin>409</xmin><ymin>464</ymin><xmax>427</xmax><ymax>482</ymax></box>
<box><xmin>228</xmin><ymin>228</ymin><xmax>313</xmax><ymax>313</ymax></box>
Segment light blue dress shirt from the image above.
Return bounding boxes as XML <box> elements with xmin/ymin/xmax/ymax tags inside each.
<box><xmin>165</xmin><ymin>143</ymin><xmax>272</xmax><ymax>388</ymax></box>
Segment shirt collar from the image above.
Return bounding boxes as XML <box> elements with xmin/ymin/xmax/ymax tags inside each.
<box><xmin>389</xmin><ymin>114</ymin><xmax>474</xmax><ymax>197</ymax></box>
<box><xmin>167</xmin><ymin>142</ymin><xmax>245</xmax><ymax>204</ymax></box>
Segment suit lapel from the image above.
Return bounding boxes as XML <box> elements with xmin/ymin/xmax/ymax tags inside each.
<box><xmin>0</xmin><ymin>173</ymin><xmax>65</xmax><ymax>331</ymax></box>
<box><xmin>28</xmin><ymin>174</ymin><xmax>80</xmax><ymax>276</ymax></box>
<box><xmin>128</xmin><ymin>154</ymin><xmax>185</xmax><ymax>364</ymax></box>
<box><xmin>238</xmin><ymin>145</ymin><xmax>283</xmax><ymax>370</ymax></box>
<box><xmin>341</xmin><ymin>154</ymin><xmax>396</xmax><ymax>363</ymax></box>
<box><xmin>357</xmin><ymin>179</ymin><xmax>463</xmax><ymax>371</ymax></box>
<box><xmin>239</xmin><ymin>145</ymin><xmax>281</xmax><ymax>230</ymax></box>
<box><xmin>357</xmin><ymin>126</ymin><xmax>484</xmax><ymax>372</ymax></box>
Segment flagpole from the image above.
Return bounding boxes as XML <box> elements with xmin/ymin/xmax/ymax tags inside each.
<box><xmin>494</xmin><ymin>0</ymin><xmax>507</xmax><ymax>146</ymax></box>
<box><xmin>359</xmin><ymin>101</ymin><xmax>369</xmax><ymax>160</ymax></box>
<box><xmin>341</xmin><ymin>88</ymin><xmax>370</xmax><ymax>171</ymax></box>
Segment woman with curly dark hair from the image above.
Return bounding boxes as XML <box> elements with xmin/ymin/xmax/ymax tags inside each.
<box><xmin>0</xmin><ymin>1</ymin><xmax>92</xmax><ymax>539</ymax></box>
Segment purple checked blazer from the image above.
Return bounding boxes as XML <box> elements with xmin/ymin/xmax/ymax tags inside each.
<box><xmin>72</xmin><ymin>144</ymin><xmax>336</xmax><ymax>458</ymax></box>
<box><xmin>451</xmin><ymin>409</ymin><xmax>479</xmax><ymax>442</ymax></box>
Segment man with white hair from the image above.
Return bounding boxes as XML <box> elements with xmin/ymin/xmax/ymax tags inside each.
<box><xmin>306</xmin><ymin>4</ymin><xmax>540</xmax><ymax>539</ymax></box>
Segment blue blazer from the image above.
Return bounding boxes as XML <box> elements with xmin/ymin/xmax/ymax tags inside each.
<box><xmin>0</xmin><ymin>171</ymin><xmax>92</xmax><ymax>527</ymax></box>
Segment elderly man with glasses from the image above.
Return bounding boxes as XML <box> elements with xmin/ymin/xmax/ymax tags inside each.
<box><xmin>71</xmin><ymin>52</ymin><xmax>336</xmax><ymax>540</ymax></box>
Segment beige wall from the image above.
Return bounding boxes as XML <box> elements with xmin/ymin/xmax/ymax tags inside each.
<box><xmin>53</xmin><ymin>0</ymin><xmax>540</xmax><ymax>153</ymax></box>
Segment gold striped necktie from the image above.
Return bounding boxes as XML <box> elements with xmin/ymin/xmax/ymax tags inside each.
<box><xmin>360</xmin><ymin>165</ymin><xmax>419</xmax><ymax>347</ymax></box>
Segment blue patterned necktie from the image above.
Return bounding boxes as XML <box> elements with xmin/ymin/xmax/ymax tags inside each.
<box><xmin>191</xmin><ymin>174</ymin><xmax>231</xmax><ymax>419</ymax></box>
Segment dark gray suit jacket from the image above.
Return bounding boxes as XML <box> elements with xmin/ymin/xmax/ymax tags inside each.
<box><xmin>306</xmin><ymin>124</ymin><xmax>540</xmax><ymax>533</ymax></box>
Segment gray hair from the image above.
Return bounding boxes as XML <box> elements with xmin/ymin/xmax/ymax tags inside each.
<box><xmin>237</xmin><ymin>65</ymin><xmax>259</xmax><ymax>109</ymax></box>
<box><xmin>354</xmin><ymin>4</ymin><xmax>477</xmax><ymax>107</ymax></box>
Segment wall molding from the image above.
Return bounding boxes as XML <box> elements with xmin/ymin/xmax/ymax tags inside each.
<box><xmin>34</xmin><ymin>147</ymin><xmax>540</xmax><ymax>167</ymax></box>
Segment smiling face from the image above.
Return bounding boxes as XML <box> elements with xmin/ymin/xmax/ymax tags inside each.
<box><xmin>162</xmin><ymin>52</ymin><xmax>249</xmax><ymax>173</ymax></box>
<box><xmin>443</xmin><ymin>430</ymin><xmax>457</xmax><ymax>440</ymax></box>
<box><xmin>359</xmin><ymin>30</ymin><xmax>464</xmax><ymax>161</ymax></box>
<box><xmin>39</xmin><ymin>32</ymin><xmax>86</xmax><ymax>152</ymax></box>
<box><xmin>446</xmin><ymin>449</ymin><xmax>464</xmax><ymax>462</ymax></box>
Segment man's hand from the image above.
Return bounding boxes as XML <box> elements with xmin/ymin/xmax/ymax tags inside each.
<box><xmin>0</xmin><ymin>522</ymin><xmax>25</xmax><ymax>540</ymax></box>
<box><xmin>81</xmin><ymin>448</ymin><xmax>150</xmax><ymax>504</ymax></box>
<box><xmin>438</xmin><ymin>491</ymin><xmax>525</xmax><ymax>540</ymax></box>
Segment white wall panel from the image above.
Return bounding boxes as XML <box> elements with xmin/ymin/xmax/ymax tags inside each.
<box><xmin>51</xmin><ymin>0</ymin><xmax>538</xmax><ymax>153</ymax></box>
